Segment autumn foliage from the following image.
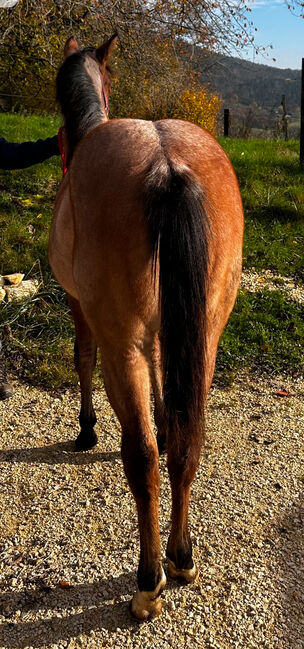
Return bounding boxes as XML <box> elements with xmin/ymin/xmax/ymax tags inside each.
<box><xmin>174</xmin><ymin>89</ymin><xmax>221</xmax><ymax>135</ymax></box>
<box><xmin>0</xmin><ymin>0</ymin><xmax>222</xmax><ymax>132</ymax></box>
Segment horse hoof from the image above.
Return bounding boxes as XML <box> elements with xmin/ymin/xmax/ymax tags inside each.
<box><xmin>167</xmin><ymin>559</ymin><xmax>199</xmax><ymax>584</ymax></box>
<box><xmin>130</xmin><ymin>568</ymin><xmax>167</xmax><ymax>621</ymax></box>
<box><xmin>75</xmin><ymin>430</ymin><xmax>98</xmax><ymax>451</ymax></box>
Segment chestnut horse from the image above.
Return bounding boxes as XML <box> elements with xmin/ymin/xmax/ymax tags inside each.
<box><xmin>49</xmin><ymin>35</ymin><xmax>244</xmax><ymax>620</ymax></box>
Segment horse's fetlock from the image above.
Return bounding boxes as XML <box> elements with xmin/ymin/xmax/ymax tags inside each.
<box><xmin>75</xmin><ymin>428</ymin><xmax>98</xmax><ymax>451</ymax></box>
<box><xmin>79</xmin><ymin>408</ymin><xmax>96</xmax><ymax>429</ymax></box>
<box><xmin>138</xmin><ymin>559</ymin><xmax>164</xmax><ymax>593</ymax></box>
<box><xmin>166</xmin><ymin>535</ymin><xmax>193</xmax><ymax>571</ymax></box>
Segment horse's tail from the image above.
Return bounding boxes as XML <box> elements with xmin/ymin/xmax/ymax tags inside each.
<box><xmin>144</xmin><ymin>155</ymin><xmax>210</xmax><ymax>455</ymax></box>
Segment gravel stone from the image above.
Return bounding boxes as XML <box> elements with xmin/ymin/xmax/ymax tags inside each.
<box><xmin>0</xmin><ymin>370</ymin><xmax>303</xmax><ymax>648</ymax></box>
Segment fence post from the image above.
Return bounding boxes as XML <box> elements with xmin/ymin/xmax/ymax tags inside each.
<box><xmin>224</xmin><ymin>108</ymin><xmax>230</xmax><ymax>137</ymax></box>
<box><xmin>300</xmin><ymin>58</ymin><xmax>304</xmax><ymax>165</ymax></box>
<box><xmin>281</xmin><ymin>94</ymin><xmax>288</xmax><ymax>141</ymax></box>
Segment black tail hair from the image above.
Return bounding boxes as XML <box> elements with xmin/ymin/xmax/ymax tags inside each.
<box><xmin>145</xmin><ymin>155</ymin><xmax>209</xmax><ymax>454</ymax></box>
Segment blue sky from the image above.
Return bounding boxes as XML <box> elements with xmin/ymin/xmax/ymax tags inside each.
<box><xmin>244</xmin><ymin>0</ymin><xmax>303</xmax><ymax>69</ymax></box>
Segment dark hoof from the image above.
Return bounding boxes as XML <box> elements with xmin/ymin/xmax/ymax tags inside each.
<box><xmin>75</xmin><ymin>430</ymin><xmax>98</xmax><ymax>451</ymax></box>
<box><xmin>0</xmin><ymin>382</ymin><xmax>14</xmax><ymax>401</ymax></box>
<box><xmin>157</xmin><ymin>434</ymin><xmax>167</xmax><ymax>456</ymax></box>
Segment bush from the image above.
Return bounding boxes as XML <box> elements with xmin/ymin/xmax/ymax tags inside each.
<box><xmin>174</xmin><ymin>88</ymin><xmax>221</xmax><ymax>135</ymax></box>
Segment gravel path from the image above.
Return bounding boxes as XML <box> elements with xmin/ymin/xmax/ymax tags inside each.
<box><xmin>0</xmin><ymin>372</ymin><xmax>303</xmax><ymax>649</ymax></box>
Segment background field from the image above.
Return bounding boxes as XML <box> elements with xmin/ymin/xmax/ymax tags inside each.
<box><xmin>0</xmin><ymin>114</ymin><xmax>304</xmax><ymax>388</ymax></box>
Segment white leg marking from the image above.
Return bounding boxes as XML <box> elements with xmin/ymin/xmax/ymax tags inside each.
<box><xmin>131</xmin><ymin>566</ymin><xmax>167</xmax><ymax>620</ymax></box>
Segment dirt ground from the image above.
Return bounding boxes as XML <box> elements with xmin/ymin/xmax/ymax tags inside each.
<box><xmin>0</xmin><ymin>370</ymin><xmax>303</xmax><ymax>649</ymax></box>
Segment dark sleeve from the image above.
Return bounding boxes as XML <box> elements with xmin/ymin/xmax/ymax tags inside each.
<box><xmin>0</xmin><ymin>135</ymin><xmax>60</xmax><ymax>170</ymax></box>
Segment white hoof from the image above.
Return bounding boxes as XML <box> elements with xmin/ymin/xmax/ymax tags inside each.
<box><xmin>130</xmin><ymin>567</ymin><xmax>167</xmax><ymax>621</ymax></box>
<box><xmin>167</xmin><ymin>559</ymin><xmax>199</xmax><ymax>583</ymax></box>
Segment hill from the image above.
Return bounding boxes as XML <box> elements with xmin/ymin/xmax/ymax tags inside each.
<box><xmin>199</xmin><ymin>55</ymin><xmax>302</xmax><ymax>136</ymax></box>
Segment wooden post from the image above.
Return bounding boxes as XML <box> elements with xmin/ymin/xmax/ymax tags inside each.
<box><xmin>224</xmin><ymin>108</ymin><xmax>230</xmax><ymax>137</ymax></box>
<box><xmin>281</xmin><ymin>94</ymin><xmax>288</xmax><ymax>141</ymax></box>
<box><xmin>300</xmin><ymin>58</ymin><xmax>304</xmax><ymax>165</ymax></box>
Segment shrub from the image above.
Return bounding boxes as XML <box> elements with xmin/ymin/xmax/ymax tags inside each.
<box><xmin>174</xmin><ymin>88</ymin><xmax>221</xmax><ymax>135</ymax></box>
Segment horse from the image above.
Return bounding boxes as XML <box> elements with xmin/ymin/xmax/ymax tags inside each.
<box><xmin>49</xmin><ymin>34</ymin><xmax>244</xmax><ymax>620</ymax></box>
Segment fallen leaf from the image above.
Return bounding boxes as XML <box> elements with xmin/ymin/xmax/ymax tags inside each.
<box><xmin>274</xmin><ymin>390</ymin><xmax>291</xmax><ymax>397</ymax></box>
<box><xmin>59</xmin><ymin>580</ymin><xmax>73</xmax><ymax>589</ymax></box>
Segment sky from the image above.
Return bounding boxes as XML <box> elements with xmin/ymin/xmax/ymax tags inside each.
<box><xmin>244</xmin><ymin>0</ymin><xmax>303</xmax><ymax>70</ymax></box>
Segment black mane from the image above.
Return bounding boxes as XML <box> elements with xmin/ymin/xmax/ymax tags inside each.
<box><xmin>56</xmin><ymin>48</ymin><xmax>103</xmax><ymax>165</ymax></box>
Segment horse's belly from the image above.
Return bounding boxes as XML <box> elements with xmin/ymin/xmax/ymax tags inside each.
<box><xmin>49</xmin><ymin>179</ymin><xmax>78</xmax><ymax>299</ymax></box>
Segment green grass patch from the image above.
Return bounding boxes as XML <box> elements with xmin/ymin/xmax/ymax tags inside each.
<box><xmin>1</xmin><ymin>280</ymin><xmax>76</xmax><ymax>388</ymax></box>
<box><xmin>220</xmin><ymin>138</ymin><xmax>304</xmax><ymax>279</ymax></box>
<box><xmin>0</xmin><ymin>113</ymin><xmax>75</xmax><ymax>387</ymax></box>
<box><xmin>217</xmin><ymin>288</ymin><xmax>304</xmax><ymax>384</ymax></box>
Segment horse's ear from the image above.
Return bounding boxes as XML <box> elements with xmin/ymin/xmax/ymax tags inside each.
<box><xmin>64</xmin><ymin>36</ymin><xmax>79</xmax><ymax>59</ymax></box>
<box><xmin>96</xmin><ymin>33</ymin><xmax>118</xmax><ymax>67</ymax></box>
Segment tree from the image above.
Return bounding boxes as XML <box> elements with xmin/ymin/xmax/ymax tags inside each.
<box><xmin>283</xmin><ymin>1</ymin><xmax>304</xmax><ymax>17</ymax></box>
<box><xmin>0</xmin><ymin>1</ymin><xmax>225</xmax><ymax>118</ymax></box>
<box><xmin>0</xmin><ymin>0</ymin><xmax>279</xmax><ymax>119</ymax></box>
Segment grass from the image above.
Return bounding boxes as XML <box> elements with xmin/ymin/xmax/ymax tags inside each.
<box><xmin>220</xmin><ymin>138</ymin><xmax>304</xmax><ymax>280</ymax></box>
<box><xmin>0</xmin><ymin>113</ymin><xmax>75</xmax><ymax>387</ymax></box>
<box><xmin>216</xmin><ymin>289</ymin><xmax>304</xmax><ymax>384</ymax></box>
<box><xmin>0</xmin><ymin>114</ymin><xmax>304</xmax><ymax>387</ymax></box>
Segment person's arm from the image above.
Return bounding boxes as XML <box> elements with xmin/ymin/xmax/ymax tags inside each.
<box><xmin>0</xmin><ymin>135</ymin><xmax>59</xmax><ymax>170</ymax></box>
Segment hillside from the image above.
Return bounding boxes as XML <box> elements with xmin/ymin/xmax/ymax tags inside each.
<box><xmin>199</xmin><ymin>55</ymin><xmax>302</xmax><ymax>136</ymax></box>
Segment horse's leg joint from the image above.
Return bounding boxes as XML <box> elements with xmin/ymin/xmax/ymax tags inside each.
<box><xmin>121</xmin><ymin>432</ymin><xmax>159</xmax><ymax>495</ymax></box>
<box><xmin>75</xmin><ymin>407</ymin><xmax>98</xmax><ymax>451</ymax></box>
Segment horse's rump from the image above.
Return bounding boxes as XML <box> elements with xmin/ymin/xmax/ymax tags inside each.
<box><xmin>68</xmin><ymin>117</ymin><xmax>242</xmax><ymax>303</ymax></box>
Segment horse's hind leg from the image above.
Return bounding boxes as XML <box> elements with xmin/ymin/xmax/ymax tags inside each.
<box><xmin>101</xmin><ymin>344</ymin><xmax>166</xmax><ymax>620</ymax></box>
<box><xmin>166</xmin><ymin>426</ymin><xmax>201</xmax><ymax>583</ymax></box>
<box><xmin>67</xmin><ymin>294</ymin><xmax>98</xmax><ymax>451</ymax></box>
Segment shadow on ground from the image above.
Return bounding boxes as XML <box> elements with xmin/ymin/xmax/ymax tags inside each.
<box><xmin>0</xmin><ymin>441</ymin><xmax>121</xmax><ymax>466</ymax></box>
<box><xmin>0</xmin><ymin>572</ymin><xmax>137</xmax><ymax>647</ymax></box>
<box><xmin>276</xmin><ymin>492</ymin><xmax>304</xmax><ymax>648</ymax></box>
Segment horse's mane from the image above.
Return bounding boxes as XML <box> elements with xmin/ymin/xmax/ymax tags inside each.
<box><xmin>56</xmin><ymin>47</ymin><xmax>104</xmax><ymax>164</ymax></box>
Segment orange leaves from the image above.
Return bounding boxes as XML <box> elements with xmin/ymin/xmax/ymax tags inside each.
<box><xmin>59</xmin><ymin>580</ymin><xmax>73</xmax><ymax>589</ymax></box>
<box><xmin>274</xmin><ymin>389</ymin><xmax>291</xmax><ymax>398</ymax></box>
<box><xmin>174</xmin><ymin>87</ymin><xmax>221</xmax><ymax>135</ymax></box>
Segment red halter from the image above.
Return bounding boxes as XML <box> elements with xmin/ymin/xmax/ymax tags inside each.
<box><xmin>57</xmin><ymin>126</ymin><xmax>67</xmax><ymax>178</ymax></box>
